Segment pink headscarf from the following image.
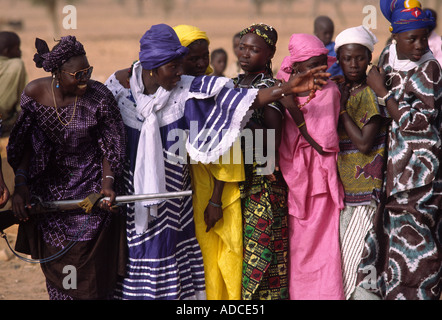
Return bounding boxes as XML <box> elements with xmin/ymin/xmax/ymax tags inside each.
<box><xmin>276</xmin><ymin>33</ymin><xmax>337</xmax><ymax>82</ymax></box>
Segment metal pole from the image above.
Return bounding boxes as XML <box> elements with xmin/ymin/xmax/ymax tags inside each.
<box><xmin>37</xmin><ymin>190</ymin><xmax>193</xmax><ymax>211</ymax></box>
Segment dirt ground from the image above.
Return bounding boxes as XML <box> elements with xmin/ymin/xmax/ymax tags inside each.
<box><xmin>0</xmin><ymin>0</ymin><xmax>440</xmax><ymax>300</ymax></box>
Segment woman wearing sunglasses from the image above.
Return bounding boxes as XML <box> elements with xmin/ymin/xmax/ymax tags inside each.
<box><xmin>6</xmin><ymin>35</ymin><xmax>127</xmax><ymax>300</ymax></box>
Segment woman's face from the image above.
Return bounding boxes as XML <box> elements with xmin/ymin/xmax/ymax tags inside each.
<box><xmin>238</xmin><ymin>33</ymin><xmax>274</xmax><ymax>73</ymax></box>
<box><xmin>293</xmin><ymin>54</ymin><xmax>328</xmax><ymax>74</ymax></box>
<box><xmin>154</xmin><ymin>58</ymin><xmax>184</xmax><ymax>91</ymax></box>
<box><xmin>58</xmin><ymin>55</ymin><xmax>92</xmax><ymax>96</ymax></box>
<box><xmin>338</xmin><ymin>44</ymin><xmax>371</xmax><ymax>83</ymax></box>
<box><xmin>393</xmin><ymin>28</ymin><xmax>430</xmax><ymax>62</ymax></box>
<box><xmin>182</xmin><ymin>39</ymin><xmax>210</xmax><ymax>76</ymax></box>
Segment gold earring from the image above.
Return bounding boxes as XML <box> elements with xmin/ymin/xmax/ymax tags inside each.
<box><xmin>150</xmin><ymin>70</ymin><xmax>153</xmax><ymax>77</ymax></box>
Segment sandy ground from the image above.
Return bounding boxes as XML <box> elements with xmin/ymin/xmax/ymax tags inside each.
<box><xmin>0</xmin><ymin>0</ymin><xmax>440</xmax><ymax>300</ymax></box>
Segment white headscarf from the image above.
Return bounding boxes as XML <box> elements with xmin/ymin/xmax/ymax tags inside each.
<box><xmin>334</xmin><ymin>25</ymin><xmax>378</xmax><ymax>54</ymax></box>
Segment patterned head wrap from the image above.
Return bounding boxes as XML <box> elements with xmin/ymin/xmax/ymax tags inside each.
<box><xmin>33</xmin><ymin>36</ymin><xmax>86</xmax><ymax>73</ymax></box>
<box><xmin>139</xmin><ymin>24</ymin><xmax>189</xmax><ymax>70</ymax></box>
<box><xmin>276</xmin><ymin>33</ymin><xmax>336</xmax><ymax>82</ymax></box>
<box><xmin>239</xmin><ymin>23</ymin><xmax>278</xmax><ymax>49</ymax></box>
<box><xmin>173</xmin><ymin>24</ymin><xmax>213</xmax><ymax>75</ymax></box>
<box><xmin>380</xmin><ymin>0</ymin><xmax>435</xmax><ymax>34</ymax></box>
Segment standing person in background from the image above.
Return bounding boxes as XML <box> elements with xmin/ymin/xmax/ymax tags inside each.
<box><xmin>235</xmin><ymin>23</ymin><xmax>289</xmax><ymax>300</ymax></box>
<box><xmin>174</xmin><ymin>24</ymin><xmax>244</xmax><ymax>300</ymax></box>
<box><xmin>334</xmin><ymin>25</ymin><xmax>387</xmax><ymax>300</ymax></box>
<box><xmin>105</xmin><ymin>23</ymin><xmax>327</xmax><ymax>300</ymax></box>
<box><xmin>314</xmin><ymin>16</ymin><xmax>343</xmax><ymax>78</ymax></box>
<box><xmin>277</xmin><ymin>33</ymin><xmax>345</xmax><ymax>300</ymax></box>
<box><xmin>7</xmin><ymin>35</ymin><xmax>127</xmax><ymax>300</ymax></box>
<box><xmin>356</xmin><ymin>0</ymin><xmax>442</xmax><ymax>300</ymax></box>
<box><xmin>210</xmin><ymin>48</ymin><xmax>228</xmax><ymax>77</ymax></box>
<box><xmin>0</xmin><ymin>31</ymin><xmax>27</xmax><ymax>138</ymax></box>
<box><xmin>225</xmin><ymin>32</ymin><xmax>242</xmax><ymax>78</ymax></box>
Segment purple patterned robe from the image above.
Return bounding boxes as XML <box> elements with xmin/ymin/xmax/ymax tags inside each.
<box><xmin>7</xmin><ymin>80</ymin><xmax>127</xmax><ymax>300</ymax></box>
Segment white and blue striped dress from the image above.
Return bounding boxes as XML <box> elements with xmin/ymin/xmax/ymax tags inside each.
<box><xmin>105</xmin><ymin>73</ymin><xmax>256</xmax><ymax>300</ymax></box>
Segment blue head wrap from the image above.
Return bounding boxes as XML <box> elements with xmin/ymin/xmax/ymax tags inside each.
<box><xmin>139</xmin><ymin>24</ymin><xmax>189</xmax><ymax>70</ymax></box>
<box><xmin>380</xmin><ymin>0</ymin><xmax>435</xmax><ymax>34</ymax></box>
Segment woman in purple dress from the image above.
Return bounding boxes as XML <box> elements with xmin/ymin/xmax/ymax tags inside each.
<box><xmin>6</xmin><ymin>36</ymin><xmax>127</xmax><ymax>300</ymax></box>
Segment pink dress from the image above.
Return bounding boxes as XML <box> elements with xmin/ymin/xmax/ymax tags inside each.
<box><xmin>279</xmin><ymin>81</ymin><xmax>345</xmax><ymax>300</ymax></box>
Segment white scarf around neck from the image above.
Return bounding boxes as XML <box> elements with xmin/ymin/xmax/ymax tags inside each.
<box><xmin>130</xmin><ymin>61</ymin><xmax>170</xmax><ymax>234</ymax></box>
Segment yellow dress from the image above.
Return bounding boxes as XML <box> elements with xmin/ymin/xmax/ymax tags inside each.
<box><xmin>190</xmin><ymin>140</ymin><xmax>244</xmax><ymax>300</ymax></box>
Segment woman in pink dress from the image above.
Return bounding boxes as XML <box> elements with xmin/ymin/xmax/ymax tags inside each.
<box><xmin>277</xmin><ymin>33</ymin><xmax>345</xmax><ymax>300</ymax></box>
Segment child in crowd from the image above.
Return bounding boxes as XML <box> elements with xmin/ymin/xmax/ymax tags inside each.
<box><xmin>314</xmin><ymin>16</ymin><xmax>343</xmax><ymax>77</ymax></box>
<box><xmin>277</xmin><ymin>33</ymin><xmax>345</xmax><ymax>300</ymax></box>
<box><xmin>0</xmin><ymin>31</ymin><xmax>27</xmax><ymax>137</ymax></box>
<box><xmin>225</xmin><ymin>32</ymin><xmax>242</xmax><ymax>78</ymax></box>
<box><xmin>210</xmin><ymin>48</ymin><xmax>228</xmax><ymax>77</ymax></box>
<box><xmin>334</xmin><ymin>25</ymin><xmax>388</xmax><ymax>300</ymax></box>
<box><xmin>234</xmin><ymin>23</ymin><xmax>289</xmax><ymax>300</ymax></box>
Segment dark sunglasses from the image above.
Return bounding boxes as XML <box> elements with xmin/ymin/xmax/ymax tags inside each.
<box><xmin>61</xmin><ymin>66</ymin><xmax>93</xmax><ymax>80</ymax></box>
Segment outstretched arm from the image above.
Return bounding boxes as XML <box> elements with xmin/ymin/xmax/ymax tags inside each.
<box><xmin>251</xmin><ymin>65</ymin><xmax>330</xmax><ymax>110</ymax></box>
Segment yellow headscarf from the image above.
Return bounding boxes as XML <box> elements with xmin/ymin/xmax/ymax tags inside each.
<box><xmin>173</xmin><ymin>24</ymin><xmax>213</xmax><ymax>75</ymax></box>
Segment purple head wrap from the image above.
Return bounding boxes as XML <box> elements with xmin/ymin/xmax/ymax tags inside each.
<box><xmin>380</xmin><ymin>0</ymin><xmax>435</xmax><ymax>34</ymax></box>
<box><xmin>33</xmin><ymin>36</ymin><xmax>86</xmax><ymax>73</ymax></box>
<box><xmin>139</xmin><ymin>24</ymin><xmax>189</xmax><ymax>70</ymax></box>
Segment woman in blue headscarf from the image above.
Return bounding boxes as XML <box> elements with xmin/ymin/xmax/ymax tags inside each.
<box><xmin>105</xmin><ymin>24</ymin><xmax>328</xmax><ymax>300</ymax></box>
<box><xmin>354</xmin><ymin>0</ymin><xmax>442</xmax><ymax>300</ymax></box>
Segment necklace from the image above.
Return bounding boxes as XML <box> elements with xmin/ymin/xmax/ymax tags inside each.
<box><xmin>297</xmin><ymin>90</ymin><xmax>316</xmax><ymax>109</ymax></box>
<box><xmin>349</xmin><ymin>82</ymin><xmax>364</xmax><ymax>93</ymax></box>
<box><xmin>51</xmin><ymin>78</ymin><xmax>77</xmax><ymax>126</ymax></box>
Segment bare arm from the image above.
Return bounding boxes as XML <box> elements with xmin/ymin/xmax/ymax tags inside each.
<box><xmin>339</xmin><ymin>83</ymin><xmax>383</xmax><ymax>154</ymax></box>
<box><xmin>251</xmin><ymin>66</ymin><xmax>330</xmax><ymax>110</ymax></box>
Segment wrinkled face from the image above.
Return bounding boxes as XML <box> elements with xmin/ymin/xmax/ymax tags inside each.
<box><xmin>57</xmin><ymin>55</ymin><xmax>92</xmax><ymax>96</ymax></box>
<box><xmin>393</xmin><ymin>28</ymin><xmax>430</xmax><ymax>62</ymax></box>
<box><xmin>153</xmin><ymin>58</ymin><xmax>184</xmax><ymax>91</ymax></box>
<box><xmin>338</xmin><ymin>44</ymin><xmax>371</xmax><ymax>83</ymax></box>
<box><xmin>238</xmin><ymin>33</ymin><xmax>274</xmax><ymax>73</ymax></box>
<box><xmin>211</xmin><ymin>52</ymin><xmax>227</xmax><ymax>74</ymax></box>
<box><xmin>182</xmin><ymin>39</ymin><xmax>210</xmax><ymax>76</ymax></box>
<box><xmin>293</xmin><ymin>54</ymin><xmax>328</xmax><ymax>74</ymax></box>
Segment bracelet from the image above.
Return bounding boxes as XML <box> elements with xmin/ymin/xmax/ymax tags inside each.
<box><xmin>297</xmin><ymin>121</ymin><xmax>306</xmax><ymax>128</ymax></box>
<box><xmin>15</xmin><ymin>173</ymin><xmax>28</xmax><ymax>181</ymax></box>
<box><xmin>14</xmin><ymin>182</ymin><xmax>27</xmax><ymax>187</ymax></box>
<box><xmin>208</xmin><ymin>200</ymin><xmax>222</xmax><ymax>208</ymax></box>
<box><xmin>16</xmin><ymin>169</ymin><xmax>28</xmax><ymax>175</ymax></box>
<box><xmin>339</xmin><ymin>110</ymin><xmax>347</xmax><ymax>115</ymax></box>
<box><xmin>102</xmin><ymin>175</ymin><xmax>115</xmax><ymax>182</ymax></box>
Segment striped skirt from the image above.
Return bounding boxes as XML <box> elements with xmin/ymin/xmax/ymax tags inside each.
<box><xmin>340</xmin><ymin>204</ymin><xmax>376</xmax><ymax>299</ymax></box>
